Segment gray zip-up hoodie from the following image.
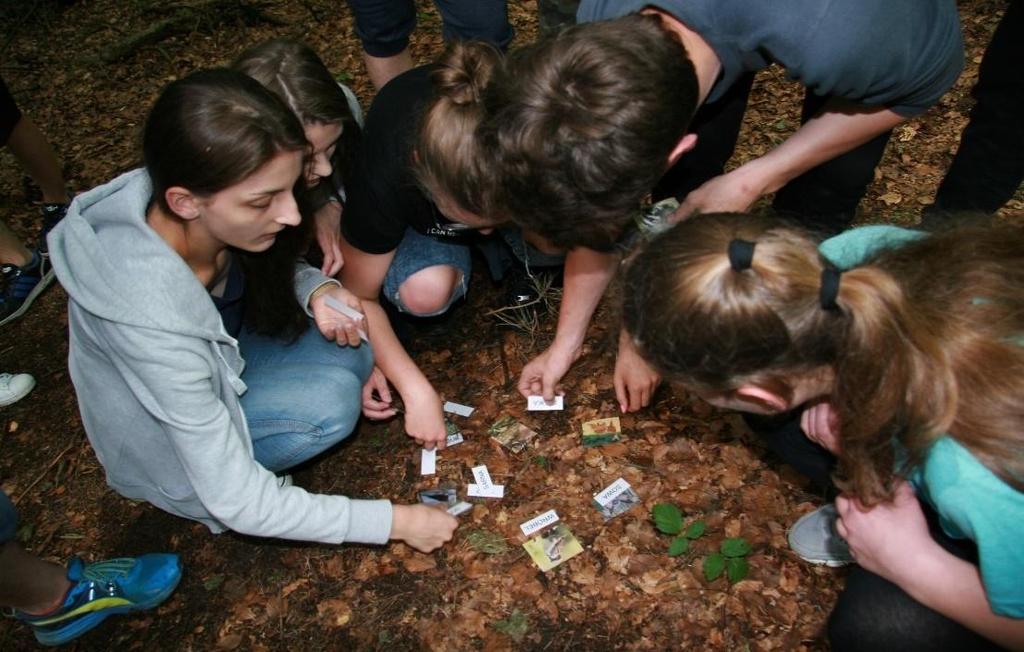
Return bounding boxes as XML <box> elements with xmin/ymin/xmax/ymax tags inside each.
<box><xmin>48</xmin><ymin>169</ymin><xmax>392</xmax><ymax>544</ymax></box>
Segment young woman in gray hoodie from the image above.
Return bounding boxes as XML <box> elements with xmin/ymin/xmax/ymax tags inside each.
<box><xmin>47</xmin><ymin>69</ymin><xmax>457</xmax><ymax>551</ymax></box>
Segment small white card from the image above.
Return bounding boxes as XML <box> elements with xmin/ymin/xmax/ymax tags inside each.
<box><xmin>594</xmin><ymin>478</ymin><xmax>632</xmax><ymax>506</ymax></box>
<box><xmin>420</xmin><ymin>448</ymin><xmax>437</xmax><ymax>475</ymax></box>
<box><xmin>443</xmin><ymin>401</ymin><xmax>475</xmax><ymax>417</ymax></box>
<box><xmin>445</xmin><ymin>431</ymin><xmax>464</xmax><ymax>447</ymax></box>
<box><xmin>447</xmin><ymin>501</ymin><xmax>473</xmax><ymax>516</ymax></box>
<box><xmin>323</xmin><ymin>295</ymin><xmax>369</xmax><ymax>341</ymax></box>
<box><xmin>520</xmin><ymin>509</ymin><xmax>560</xmax><ymax>537</ymax></box>
<box><xmin>471</xmin><ymin>465</ymin><xmax>494</xmax><ymax>492</ymax></box>
<box><xmin>527</xmin><ymin>395</ymin><xmax>564</xmax><ymax>411</ymax></box>
<box><xmin>467</xmin><ymin>483</ymin><xmax>505</xmax><ymax>498</ymax></box>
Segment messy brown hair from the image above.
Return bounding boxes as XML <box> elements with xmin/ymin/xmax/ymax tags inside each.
<box><xmin>624</xmin><ymin>213</ymin><xmax>1024</xmax><ymax>503</ymax></box>
<box><xmin>411</xmin><ymin>40</ymin><xmax>502</xmax><ymax>218</ymax></box>
<box><xmin>480</xmin><ymin>13</ymin><xmax>697</xmax><ymax>250</ymax></box>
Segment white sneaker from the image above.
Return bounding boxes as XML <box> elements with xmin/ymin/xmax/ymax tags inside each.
<box><xmin>0</xmin><ymin>372</ymin><xmax>36</xmax><ymax>407</ymax></box>
<box><xmin>788</xmin><ymin>503</ymin><xmax>854</xmax><ymax>567</ymax></box>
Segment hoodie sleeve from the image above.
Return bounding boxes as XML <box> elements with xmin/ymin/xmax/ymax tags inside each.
<box><xmin>96</xmin><ymin>319</ymin><xmax>392</xmax><ymax>544</ymax></box>
<box><xmin>293</xmin><ymin>260</ymin><xmax>340</xmax><ymax>317</ymax></box>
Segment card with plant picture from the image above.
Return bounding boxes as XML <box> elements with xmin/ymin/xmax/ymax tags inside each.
<box><xmin>522</xmin><ymin>522</ymin><xmax>584</xmax><ymax>572</ymax></box>
<box><xmin>488</xmin><ymin>416</ymin><xmax>538</xmax><ymax>453</ymax></box>
<box><xmin>581</xmin><ymin>417</ymin><xmax>622</xmax><ymax>447</ymax></box>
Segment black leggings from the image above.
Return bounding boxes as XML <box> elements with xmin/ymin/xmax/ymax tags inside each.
<box><xmin>743</xmin><ymin>411</ymin><xmax>1009</xmax><ymax>651</ymax></box>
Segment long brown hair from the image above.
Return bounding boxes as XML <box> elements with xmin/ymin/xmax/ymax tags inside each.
<box><xmin>411</xmin><ymin>40</ymin><xmax>501</xmax><ymax>217</ymax></box>
<box><xmin>624</xmin><ymin>213</ymin><xmax>1024</xmax><ymax>503</ymax></box>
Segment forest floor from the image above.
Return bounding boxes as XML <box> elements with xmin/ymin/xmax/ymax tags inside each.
<box><xmin>0</xmin><ymin>1</ymin><xmax>1019</xmax><ymax>650</ymax></box>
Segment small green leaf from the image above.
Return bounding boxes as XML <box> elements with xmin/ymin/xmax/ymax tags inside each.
<box><xmin>684</xmin><ymin>520</ymin><xmax>706</xmax><ymax>539</ymax></box>
<box><xmin>203</xmin><ymin>574</ymin><xmax>225</xmax><ymax>591</ymax></box>
<box><xmin>727</xmin><ymin>556</ymin><xmax>749</xmax><ymax>583</ymax></box>
<box><xmin>703</xmin><ymin>553</ymin><xmax>725</xmax><ymax>581</ymax></box>
<box><xmin>721</xmin><ymin>537</ymin><xmax>752</xmax><ymax>558</ymax></box>
<box><xmin>667</xmin><ymin>537</ymin><xmax>690</xmax><ymax>557</ymax></box>
<box><xmin>652</xmin><ymin>503</ymin><xmax>683</xmax><ymax>535</ymax></box>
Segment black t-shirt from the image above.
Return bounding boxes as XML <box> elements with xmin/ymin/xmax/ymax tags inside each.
<box><xmin>342</xmin><ymin>65</ymin><xmax>473</xmax><ymax>254</ymax></box>
<box><xmin>210</xmin><ymin>257</ymin><xmax>245</xmax><ymax>338</ymax></box>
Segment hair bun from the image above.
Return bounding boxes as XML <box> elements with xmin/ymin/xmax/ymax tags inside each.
<box><xmin>434</xmin><ymin>41</ymin><xmax>500</xmax><ymax>107</ymax></box>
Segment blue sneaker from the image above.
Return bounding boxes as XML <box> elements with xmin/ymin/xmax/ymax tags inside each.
<box><xmin>0</xmin><ymin>250</ymin><xmax>54</xmax><ymax>327</ymax></box>
<box><xmin>17</xmin><ymin>554</ymin><xmax>182</xmax><ymax>646</ymax></box>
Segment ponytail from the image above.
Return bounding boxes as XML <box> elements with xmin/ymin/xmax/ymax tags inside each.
<box><xmin>412</xmin><ymin>41</ymin><xmax>501</xmax><ymax>217</ymax></box>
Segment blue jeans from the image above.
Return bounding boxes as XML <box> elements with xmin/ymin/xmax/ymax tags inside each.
<box><xmin>382</xmin><ymin>228</ymin><xmax>471</xmax><ymax>316</ymax></box>
<box><xmin>238</xmin><ymin>323</ymin><xmax>374</xmax><ymax>473</ymax></box>
<box><xmin>347</xmin><ymin>0</ymin><xmax>513</xmax><ymax>57</ymax></box>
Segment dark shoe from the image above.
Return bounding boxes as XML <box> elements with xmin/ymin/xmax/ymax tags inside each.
<box><xmin>38</xmin><ymin>202</ymin><xmax>68</xmax><ymax>256</ymax></box>
<box><xmin>1</xmin><ymin>250</ymin><xmax>55</xmax><ymax>327</ymax></box>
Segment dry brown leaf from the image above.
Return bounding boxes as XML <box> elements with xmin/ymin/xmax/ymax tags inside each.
<box><xmin>402</xmin><ymin>555</ymin><xmax>438</xmax><ymax>573</ymax></box>
<box><xmin>316</xmin><ymin>598</ymin><xmax>352</xmax><ymax>628</ymax></box>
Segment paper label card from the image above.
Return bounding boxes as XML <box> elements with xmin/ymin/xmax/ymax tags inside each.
<box><xmin>447</xmin><ymin>501</ymin><xmax>473</xmax><ymax>516</ymax></box>
<box><xmin>420</xmin><ymin>448</ymin><xmax>437</xmax><ymax>475</ymax></box>
<box><xmin>443</xmin><ymin>401</ymin><xmax>475</xmax><ymax>417</ymax></box>
<box><xmin>527</xmin><ymin>395</ymin><xmax>564</xmax><ymax>411</ymax></box>
<box><xmin>467</xmin><ymin>483</ymin><xmax>505</xmax><ymax>498</ymax></box>
<box><xmin>323</xmin><ymin>295</ymin><xmax>369</xmax><ymax>341</ymax></box>
<box><xmin>471</xmin><ymin>465</ymin><xmax>494</xmax><ymax>491</ymax></box>
<box><xmin>520</xmin><ymin>509</ymin><xmax>560</xmax><ymax>537</ymax></box>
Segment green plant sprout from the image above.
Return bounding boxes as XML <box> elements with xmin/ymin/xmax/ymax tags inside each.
<box><xmin>703</xmin><ymin>537</ymin><xmax>752</xmax><ymax>583</ymax></box>
<box><xmin>651</xmin><ymin>503</ymin><xmax>706</xmax><ymax>557</ymax></box>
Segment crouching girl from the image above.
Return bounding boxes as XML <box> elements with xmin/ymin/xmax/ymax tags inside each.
<box><xmin>623</xmin><ymin>214</ymin><xmax>1023</xmax><ymax>651</ymax></box>
<box><xmin>47</xmin><ymin>69</ymin><xmax>456</xmax><ymax>551</ymax></box>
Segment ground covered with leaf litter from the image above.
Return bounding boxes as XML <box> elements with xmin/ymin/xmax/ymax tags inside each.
<box><xmin>0</xmin><ymin>1</ymin><xmax>1019</xmax><ymax>650</ymax></box>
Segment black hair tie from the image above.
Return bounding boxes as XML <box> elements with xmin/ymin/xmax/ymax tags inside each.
<box><xmin>820</xmin><ymin>267</ymin><xmax>843</xmax><ymax>311</ymax></box>
<box><xmin>727</xmin><ymin>239</ymin><xmax>756</xmax><ymax>271</ymax></box>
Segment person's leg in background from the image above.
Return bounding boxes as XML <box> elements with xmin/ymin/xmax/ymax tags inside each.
<box><xmin>347</xmin><ymin>0</ymin><xmax>417</xmax><ymax>90</ymax></box>
<box><xmin>239</xmin><ymin>324</ymin><xmax>375</xmax><ymax>473</ymax></box>
<box><xmin>772</xmin><ymin>92</ymin><xmax>893</xmax><ymax>236</ymax></box>
<box><xmin>652</xmin><ymin>73</ymin><xmax>757</xmax><ymax>203</ymax></box>
<box><xmin>433</xmin><ymin>0</ymin><xmax>513</xmax><ymax>51</ymax></box>
<box><xmin>536</xmin><ymin>0</ymin><xmax>580</xmax><ymax>36</ymax></box>
<box><xmin>924</xmin><ymin>0</ymin><xmax>1023</xmax><ymax>223</ymax></box>
<box><xmin>0</xmin><ymin>219</ymin><xmax>51</xmax><ymax>326</ymax></box>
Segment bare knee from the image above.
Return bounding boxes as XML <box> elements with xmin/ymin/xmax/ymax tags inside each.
<box><xmin>397</xmin><ymin>265</ymin><xmax>461</xmax><ymax>316</ymax></box>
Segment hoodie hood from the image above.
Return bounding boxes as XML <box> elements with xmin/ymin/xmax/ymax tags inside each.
<box><xmin>48</xmin><ymin>169</ymin><xmax>233</xmax><ymax>343</ymax></box>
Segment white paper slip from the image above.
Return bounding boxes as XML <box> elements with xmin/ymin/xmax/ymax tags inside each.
<box><xmin>520</xmin><ymin>509</ymin><xmax>560</xmax><ymax>537</ymax></box>
<box><xmin>420</xmin><ymin>448</ymin><xmax>437</xmax><ymax>475</ymax></box>
<box><xmin>445</xmin><ymin>431</ymin><xmax>464</xmax><ymax>447</ymax></box>
<box><xmin>467</xmin><ymin>483</ymin><xmax>505</xmax><ymax>498</ymax></box>
<box><xmin>471</xmin><ymin>465</ymin><xmax>494</xmax><ymax>491</ymax></box>
<box><xmin>443</xmin><ymin>401</ymin><xmax>475</xmax><ymax>417</ymax></box>
<box><xmin>447</xmin><ymin>501</ymin><xmax>473</xmax><ymax>516</ymax></box>
<box><xmin>323</xmin><ymin>295</ymin><xmax>369</xmax><ymax>341</ymax></box>
<box><xmin>527</xmin><ymin>395</ymin><xmax>564</xmax><ymax>411</ymax></box>
<box><xmin>594</xmin><ymin>478</ymin><xmax>632</xmax><ymax>506</ymax></box>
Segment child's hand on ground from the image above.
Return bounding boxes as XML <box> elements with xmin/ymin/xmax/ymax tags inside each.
<box><xmin>518</xmin><ymin>343</ymin><xmax>579</xmax><ymax>402</ymax></box>
<box><xmin>800</xmin><ymin>399</ymin><xmax>841</xmax><ymax>453</ymax></box>
<box><xmin>391</xmin><ymin>504</ymin><xmax>458</xmax><ymax>553</ymax></box>
<box><xmin>614</xmin><ymin>332</ymin><xmax>661</xmax><ymax>413</ymax></box>
<box><xmin>673</xmin><ymin>165</ymin><xmax>768</xmax><ymax>221</ymax></box>
<box><xmin>404</xmin><ymin>389</ymin><xmax>447</xmax><ymax>450</ymax></box>
<box><xmin>361</xmin><ymin>366</ymin><xmax>397</xmax><ymax>419</ymax></box>
<box><xmin>310</xmin><ymin>285</ymin><xmax>365</xmax><ymax>347</ymax></box>
<box><xmin>314</xmin><ymin>201</ymin><xmax>344</xmax><ymax>277</ymax></box>
<box><xmin>835</xmin><ymin>482</ymin><xmax>937</xmax><ymax>587</ymax></box>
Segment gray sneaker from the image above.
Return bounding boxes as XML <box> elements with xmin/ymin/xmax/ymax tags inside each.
<box><xmin>0</xmin><ymin>372</ymin><xmax>36</xmax><ymax>407</ymax></box>
<box><xmin>788</xmin><ymin>503</ymin><xmax>854</xmax><ymax>567</ymax></box>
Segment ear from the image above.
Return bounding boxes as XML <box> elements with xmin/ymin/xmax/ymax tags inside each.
<box><xmin>734</xmin><ymin>384</ymin><xmax>790</xmax><ymax>412</ymax></box>
<box><xmin>164</xmin><ymin>186</ymin><xmax>202</xmax><ymax>221</ymax></box>
<box><xmin>667</xmin><ymin>133</ymin><xmax>698</xmax><ymax>167</ymax></box>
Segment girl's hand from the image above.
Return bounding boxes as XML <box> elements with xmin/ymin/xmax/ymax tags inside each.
<box><xmin>800</xmin><ymin>399</ymin><xmax>841</xmax><ymax>453</ymax></box>
<box><xmin>361</xmin><ymin>366</ymin><xmax>397</xmax><ymax>419</ymax></box>
<box><xmin>517</xmin><ymin>343</ymin><xmax>580</xmax><ymax>402</ymax></box>
<box><xmin>309</xmin><ymin>285</ymin><xmax>365</xmax><ymax>347</ymax></box>
<box><xmin>391</xmin><ymin>504</ymin><xmax>458</xmax><ymax>553</ymax></box>
<box><xmin>403</xmin><ymin>389</ymin><xmax>447</xmax><ymax>450</ymax></box>
<box><xmin>314</xmin><ymin>201</ymin><xmax>344</xmax><ymax>277</ymax></box>
<box><xmin>835</xmin><ymin>482</ymin><xmax>937</xmax><ymax>586</ymax></box>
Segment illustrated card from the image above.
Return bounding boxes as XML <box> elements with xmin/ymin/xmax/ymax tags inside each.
<box><xmin>522</xmin><ymin>522</ymin><xmax>583</xmax><ymax>572</ymax></box>
<box><xmin>592</xmin><ymin>477</ymin><xmax>641</xmax><ymax>521</ymax></box>
<box><xmin>581</xmin><ymin>417</ymin><xmax>622</xmax><ymax>448</ymax></box>
<box><xmin>445</xmin><ymin>420</ymin><xmax>464</xmax><ymax>447</ymax></box>
<box><xmin>418</xmin><ymin>487</ymin><xmax>457</xmax><ymax>507</ymax></box>
<box><xmin>488</xmin><ymin>416</ymin><xmax>538</xmax><ymax>453</ymax></box>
